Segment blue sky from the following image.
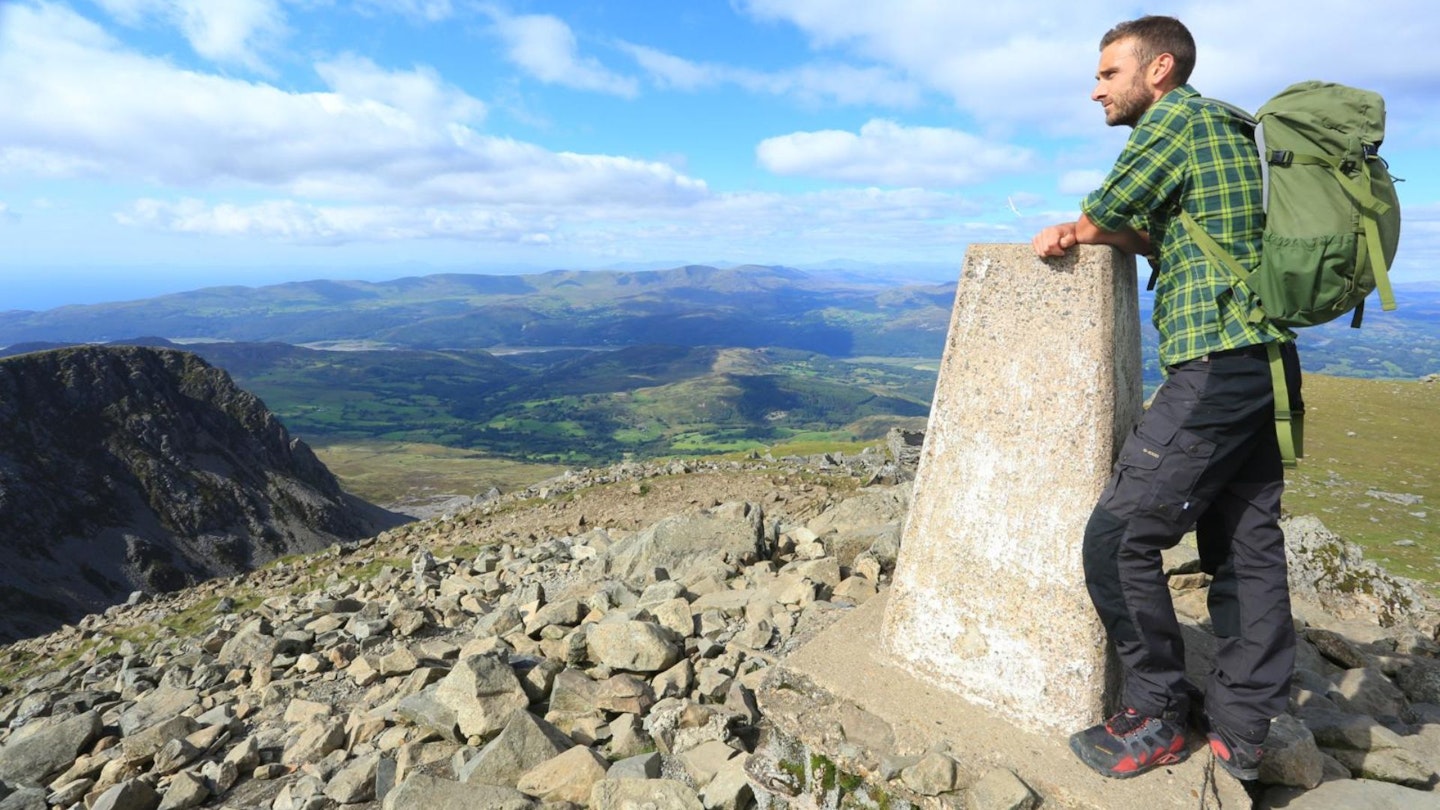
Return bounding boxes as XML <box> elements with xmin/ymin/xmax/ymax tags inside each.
<box><xmin>2</xmin><ymin>0</ymin><xmax>1438</xmax><ymax>310</ymax></box>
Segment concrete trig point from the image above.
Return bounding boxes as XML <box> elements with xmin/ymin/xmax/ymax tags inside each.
<box><xmin>754</xmin><ymin>245</ymin><xmax>1249</xmax><ymax>808</ymax></box>
<box><xmin>881</xmin><ymin>242</ymin><xmax>1141</xmax><ymax>733</ymax></box>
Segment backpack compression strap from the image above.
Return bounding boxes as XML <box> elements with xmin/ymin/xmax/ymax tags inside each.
<box><xmin>1269</xmin><ymin>149</ymin><xmax>1398</xmax><ymax>319</ymax></box>
<box><xmin>1266</xmin><ymin>342</ymin><xmax>1301</xmax><ymax>468</ymax></box>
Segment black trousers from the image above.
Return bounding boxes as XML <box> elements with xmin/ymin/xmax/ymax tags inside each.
<box><xmin>1082</xmin><ymin>343</ymin><xmax>1299</xmax><ymax>742</ymax></box>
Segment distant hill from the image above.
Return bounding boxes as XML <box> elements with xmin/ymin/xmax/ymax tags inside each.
<box><xmin>0</xmin><ymin>265</ymin><xmax>955</xmax><ymax>358</ymax></box>
<box><xmin>2</xmin><ymin>266</ymin><xmax>1436</xmax><ymax>381</ymax></box>
<box><xmin>0</xmin><ymin>340</ymin><xmax>934</xmax><ymax>465</ymax></box>
<box><xmin>0</xmin><ymin>345</ymin><xmax>406</xmax><ymax>642</ymax></box>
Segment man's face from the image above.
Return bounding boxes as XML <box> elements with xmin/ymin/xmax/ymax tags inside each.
<box><xmin>1093</xmin><ymin>38</ymin><xmax>1153</xmax><ymax>128</ymax></box>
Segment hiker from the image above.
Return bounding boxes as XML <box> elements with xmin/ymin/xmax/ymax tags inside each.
<box><xmin>1031</xmin><ymin>15</ymin><xmax>1301</xmax><ymax>781</ymax></box>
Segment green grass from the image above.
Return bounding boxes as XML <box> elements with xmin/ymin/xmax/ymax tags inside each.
<box><xmin>310</xmin><ymin>440</ymin><xmax>566</xmax><ymax>506</ymax></box>
<box><xmin>1287</xmin><ymin>375</ymin><xmax>1440</xmax><ymax>585</ymax></box>
<box><xmin>767</xmin><ymin>437</ymin><xmax>875</xmax><ymax>457</ymax></box>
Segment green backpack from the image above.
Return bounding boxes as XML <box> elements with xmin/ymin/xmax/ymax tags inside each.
<box><xmin>1180</xmin><ymin>81</ymin><xmax>1402</xmax><ymax>328</ymax></box>
<box><xmin>1176</xmin><ymin>82</ymin><xmax>1402</xmax><ymax>466</ymax></box>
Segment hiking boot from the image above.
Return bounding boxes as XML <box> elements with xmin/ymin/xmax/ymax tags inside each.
<box><xmin>1207</xmin><ymin>719</ymin><xmax>1264</xmax><ymax>781</ymax></box>
<box><xmin>1068</xmin><ymin>708</ymin><xmax>1188</xmax><ymax>779</ymax></box>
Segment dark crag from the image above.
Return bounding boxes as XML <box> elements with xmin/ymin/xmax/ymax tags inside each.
<box><xmin>0</xmin><ymin>345</ymin><xmax>405</xmax><ymax>643</ymax></box>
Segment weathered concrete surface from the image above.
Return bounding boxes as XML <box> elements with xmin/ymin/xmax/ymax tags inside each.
<box><xmin>757</xmin><ymin>593</ymin><xmax>1252</xmax><ymax>809</ymax></box>
<box><xmin>881</xmin><ymin>243</ymin><xmax>1142</xmax><ymax>733</ymax></box>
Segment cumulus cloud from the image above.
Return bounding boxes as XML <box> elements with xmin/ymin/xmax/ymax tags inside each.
<box><xmin>315</xmin><ymin>54</ymin><xmax>487</xmax><ymax>125</ymax></box>
<box><xmin>0</xmin><ymin>3</ymin><xmax>703</xmax><ymax>209</ymax></box>
<box><xmin>622</xmin><ymin>43</ymin><xmax>921</xmax><ymax>108</ymax></box>
<box><xmin>484</xmin><ymin>8</ymin><xmax>638</xmax><ymax>98</ymax></box>
<box><xmin>738</xmin><ymin>0</ymin><xmax>1440</xmax><ymax>133</ymax></box>
<box><xmin>93</xmin><ymin>0</ymin><xmax>286</xmax><ymax>72</ymax></box>
<box><xmin>114</xmin><ymin>186</ymin><xmax>1006</xmax><ymax>258</ymax></box>
<box><xmin>0</xmin><ymin>202</ymin><xmax>17</xmax><ymax>223</ymax></box>
<box><xmin>117</xmin><ymin>198</ymin><xmax>554</xmax><ymax>244</ymax></box>
<box><xmin>757</xmin><ymin>120</ymin><xmax>1033</xmax><ymax>187</ymax></box>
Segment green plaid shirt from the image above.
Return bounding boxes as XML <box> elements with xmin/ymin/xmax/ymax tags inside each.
<box><xmin>1083</xmin><ymin>84</ymin><xmax>1291</xmax><ymax>369</ymax></box>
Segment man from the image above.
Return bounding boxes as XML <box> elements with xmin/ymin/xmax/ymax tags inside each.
<box><xmin>1032</xmin><ymin>16</ymin><xmax>1297</xmax><ymax>781</ymax></box>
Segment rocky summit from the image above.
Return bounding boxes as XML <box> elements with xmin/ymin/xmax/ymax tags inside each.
<box><xmin>0</xmin><ymin>345</ymin><xmax>405</xmax><ymax>644</ymax></box>
<box><xmin>0</xmin><ymin>449</ymin><xmax>1438</xmax><ymax>809</ymax></box>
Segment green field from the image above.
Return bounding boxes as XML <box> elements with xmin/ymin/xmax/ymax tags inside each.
<box><xmin>1287</xmin><ymin>375</ymin><xmax>1440</xmax><ymax>584</ymax></box>
<box><xmin>309</xmin><ymin>441</ymin><xmax>566</xmax><ymax>506</ymax></box>
<box><xmin>191</xmin><ymin>344</ymin><xmax>937</xmax><ymax>466</ymax></box>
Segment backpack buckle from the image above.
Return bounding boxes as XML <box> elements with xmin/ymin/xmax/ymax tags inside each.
<box><xmin>1268</xmin><ymin>150</ymin><xmax>1294</xmax><ymax>167</ymax></box>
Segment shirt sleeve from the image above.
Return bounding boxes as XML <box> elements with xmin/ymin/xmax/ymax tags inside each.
<box><xmin>1081</xmin><ymin>104</ymin><xmax>1190</xmax><ymax>233</ymax></box>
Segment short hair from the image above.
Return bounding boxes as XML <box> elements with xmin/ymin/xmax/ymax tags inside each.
<box><xmin>1100</xmin><ymin>16</ymin><xmax>1196</xmax><ymax>86</ymax></box>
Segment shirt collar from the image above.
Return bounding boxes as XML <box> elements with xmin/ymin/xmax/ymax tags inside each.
<box><xmin>1138</xmin><ymin>84</ymin><xmax>1199</xmax><ymax>125</ymax></box>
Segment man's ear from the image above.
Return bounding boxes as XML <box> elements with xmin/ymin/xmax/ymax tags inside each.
<box><xmin>1149</xmin><ymin>52</ymin><xmax>1176</xmax><ymax>90</ymax></box>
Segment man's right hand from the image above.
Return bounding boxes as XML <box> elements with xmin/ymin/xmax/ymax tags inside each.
<box><xmin>1032</xmin><ymin>223</ymin><xmax>1078</xmax><ymax>257</ymax></box>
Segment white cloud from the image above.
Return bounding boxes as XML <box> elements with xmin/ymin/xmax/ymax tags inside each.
<box><xmin>0</xmin><ymin>202</ymin><xmax>16</xmax><ymax>223</ymax></box>
<box><xmin>0</xmin><ymin>3</ymin><xmax>703</xmax><ymax>209</ymax></box>
<box><xmin>1058</xmin><ymin>169</ymin><xmax>1106</xmax><ymax>196</ymax></box>
<box><xmin>354</xmin><ymin>0</ymin><xmax>453</xmax><ymax>23</ymax></box>
<box><xmin>94</xmin><ymin>0</ymin><xmax>286</xmax><ymax>72</ymax></box>
<box><xmin>113</xmin><ymin>186</ymin><xmax>1006</xmax><ymax>258</ymax></box>
<box><xmin>117</xmin><ymin>198</ymin><xmax>553</xmax><ymax>244</ymax></box>
<box><xmin>622</xmin><ymin>43</ymin><xmax>921</xmax><ymax>107</ymax></box>
<box><xmin>738</xmin><ymin>0</ymin><xmax>1440</xmax><ymax>133</ymax></box>
<box><xmin>485</xmin><ymin>9</ymin><xmax>638</xmax><ymax>98</ymax></box>
<box><xmin>757</xmin><ymin>120</ymin><xmax>1033</xmax><ymax>187</ymax></box>
<box><xmin>316</xmin><ymin>54</ymin><xmax>487</xmax><ymax>125</ymax></box>
<box><xmin>623</xmin><ymin>44</ymin><xmax>715</xmax><ymax>91</ymax></box>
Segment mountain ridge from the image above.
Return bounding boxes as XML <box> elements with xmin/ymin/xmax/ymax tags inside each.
<box><xmin>0</xmin><ymin>344</ymin><xmax>406</xmax><ymax>643</ymax></box>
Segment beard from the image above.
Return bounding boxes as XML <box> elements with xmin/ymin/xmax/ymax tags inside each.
<box><xmin>1104</xmin><ymin>71</ymin><xmax>1151</xmax><ymax>127</ymax></box>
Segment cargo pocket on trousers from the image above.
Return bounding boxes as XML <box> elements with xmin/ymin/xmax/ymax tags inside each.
<box><xmin>1115</xmin><ymin>422</ymin><xmax>1216</xmax><ymax>535</ymax></box>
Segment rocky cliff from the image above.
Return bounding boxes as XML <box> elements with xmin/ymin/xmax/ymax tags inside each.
<box><xmin>0</xmin><ymin>345</ymin><xmax>405</xmax><ymax>643</ymax></box>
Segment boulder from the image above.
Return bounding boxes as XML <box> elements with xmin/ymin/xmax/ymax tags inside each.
<box><xmin>281</xmin><ymin>720</ymin><xmax>346</xmax><ymax>766</ymax></box>
<box><xmin>1325</xmin><ymin>667</ymin><xmax>1409</xmax><ymax>720</ymax></box>
<box><xmin>435</xmin><ymin>654</ymin><xmax>530</xmax><ymax>741</ymax></box>
<box><xmin>90</xmin><ymin>778</ymin><xmax>160</xmax><ymax>810</ymax></box>
<box><xmin>459</xmin><ymin>710</ymin><xmax>575</xmax><ymax>788</ymax></box>
<box><xmin>0</xmin><ymin>710</ymin><xmax>102</xmax><ymax>787</ymax></box>
<box><xmin>969</xmin><ymin>768</ymin><xmax>1037</xmax><ymax>810</ymax></box>
<box><xmin>805</xmin><ymin>486</ymin><xmax>908</xmax><ymax>566</ymax></box>
<box><xmin>587</xmin><ymin>621</ymin><xmax>682</xmax><ymax>673</ymax></box>
<box><xmin>594</xmin><ymin>505</ymin><xmax>764</xmax><ymax>583</ymax></box>
<box><xmin>514</xmin><ymin>745</ymin><xmax>608</xmax><ymax>804</ymax></box>
<box><xmin>1264</xmin><ymin>777</ymin><xmax>1440</xmax><ymax>808</ymax></box>
<box><xmin>1284</xmin><ymin>516</ymin><xmax>1429</xmax><ymax>626</ymax></box>
<box><xmin>324</xmin><ymin>753</ymin><xmax>380</xmax><ymax>804</ymax></box>
<box><xmin>1259</xmin><ymin>714</ymin><xmax>1325</xmax><ymax>789</ymax></box>
<box><xmin>155</xmin><ymin>772</ymin><xmax>208</xmax><ymax>810</ymax></box>
<box><xmin>590</xmin><ymin>778</ymin><xmax>703</xmax><ymax>810</ymax></box>
<box><xmin>117</xmin><ymin>686</ymin><xmax>200</xmax><ymax>737</ymax></box>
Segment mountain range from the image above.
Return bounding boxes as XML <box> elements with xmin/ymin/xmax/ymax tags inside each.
<box><xmin>3</xmin><ymin>264</ymin><xmax>1436</xmax><ymax>381</ymax></box>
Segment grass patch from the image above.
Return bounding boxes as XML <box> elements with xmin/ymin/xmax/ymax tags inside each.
<box><xmin>311</xmin><ymin>440</ymin><xmax>566</xmax><ymax>506</ymax></box>
<box><xmin>346</xmin><ymin>556</ymin><xmax>410</xmax><ymax>582</ymax></box>
<box><xmin>767</xmin><ymin>437</ymin><xmax>877</xmax><ymax>457</ymax></box>
<box><xmin>1287</xmin><ymin>375</ymin><xmax>1440</xmax><ymax>586</ymax></box>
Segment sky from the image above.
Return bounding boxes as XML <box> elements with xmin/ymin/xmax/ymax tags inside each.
<box><xmin>3</xmin><ymin>0</ymin><xmax>1439</xmax><ymax>310</ymax></box>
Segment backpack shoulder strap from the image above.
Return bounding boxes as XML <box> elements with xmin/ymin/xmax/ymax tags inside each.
<box><xmin>1194</xmin><ymin>97</ymin><xmax>1259</xmax><ymax>129</ymax></box>
<box><xmin>1176</xmin><ymin>209</ymin><xmax>1267</xmax><ymax>323</ymax></box>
